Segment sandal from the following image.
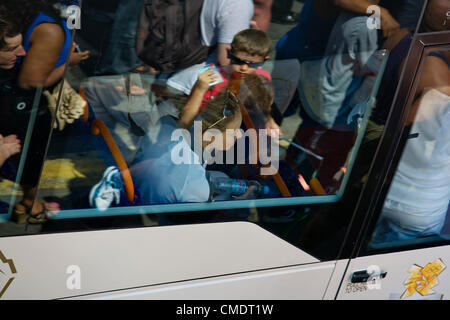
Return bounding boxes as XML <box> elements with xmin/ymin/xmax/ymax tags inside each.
<box><xmin>27</xmin><ymin>209</ymin><xmax>49</xmax><ymax>224</ymax></box>
<box><xmin>11</xmin><ymin>202</ymin><xmax>28</xmax><ymax>224</ymax></box>
<box><xmin>12</xmin><ymin>201</ymin><xmax>48</xmax><ymax>224</ymax></box>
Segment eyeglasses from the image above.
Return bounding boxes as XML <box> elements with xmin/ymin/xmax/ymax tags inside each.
<box><xmin>228</xmin><ymin>52</ymin><xmax>265</xmax><ymax>69</ymax></box>
<box><xmin>207</xmin><ymin>90</ymin><xmax>237</xmax><ymax>129</ymax></box>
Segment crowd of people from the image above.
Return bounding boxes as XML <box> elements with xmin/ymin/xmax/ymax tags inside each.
<box><xmin>0</xmin><ymin>0</ymin><xmax>87</xmax><ymax>223</ymax></box>
<box><xmin>0</xmin><ymin>0</ymin><xmax>449</xmax><ymax>244</ymax></box>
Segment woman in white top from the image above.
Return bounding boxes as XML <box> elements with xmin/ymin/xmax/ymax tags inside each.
<box><xmin>371</xmin><ymin>87</ymin><xmax>450</xmax><ymax>244</ymax></box>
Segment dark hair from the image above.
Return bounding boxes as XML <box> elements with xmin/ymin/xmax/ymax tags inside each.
<box><xmin>0</xmin><ymin>11</ymin><xmax>21</xmax><ymax>49</ymax></box>
<box><xmin>0</xmin><ymin>0</ymin><xmax>59</xmax><ymax>35</ymax></box>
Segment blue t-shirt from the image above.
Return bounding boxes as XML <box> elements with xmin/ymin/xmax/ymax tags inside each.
<box><xmin>131</xmin><ymin>116</ymin><xmax>210</xmax><ymax>205</ymax></box>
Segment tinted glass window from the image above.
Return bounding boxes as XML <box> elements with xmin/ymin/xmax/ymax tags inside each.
<box><xmin>0</xmin><ymin>0</ymin><xmax>426</xmax><ymax>262</ymax></box>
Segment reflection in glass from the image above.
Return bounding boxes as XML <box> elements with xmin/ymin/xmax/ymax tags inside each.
<box><xmin>420</xmin><ymin>0</ymin><xmax>450</xmax><ymax>33</ymax></box>
<box><xmin>278</xmin><ymin>4</ymin><xmax>385</xmax><ymax>194</ymax></box>
<box><xmin>31</xmin><ymin>1</ymin><xmax>390</xmax><ymax>219</ymax></box>
<box><xmin>370</xmin><ymin>49</ymin><xmax>450</xmax><ymax>247</ymax></box>
<box><xmin>380</xmin><ymin>0</ymin><xmax>424</xmax><ymax>30</ymax></box>
<box><xmin>0</xmin><ymin>0</ymin><xmax>396</xmax><ymax>266</ymax></box>
<box><xmin>0</xmin><ymin>0</ymin><xmax>83</xmax><ymax>231</ymax></box>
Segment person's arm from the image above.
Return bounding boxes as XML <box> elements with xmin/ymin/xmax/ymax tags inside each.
<box><xmin>17</xmin><ymin>23</ymin><xmax>64</xmax><ymax>89</ymax></box>
<box><xmin>334</xmin><ymin>0</ymin><xmax>400</xmax><ymax>38</ymax></box>
<box><xmin>406</xmin><ymin>56</ymin><xmax>450</xmax><ymax>124</ymax></box>
<box><xmin>178</xmin><ymin>69</ymin><xmax>217</xmax><ymax>129</ymax></box>
<box><xmin>39</xmin><ymin>48</ymin><xmax>90</xmax><ymax>88</ymax></box>
<box><xmin>251</xmin><ymin>0</ymin><xmax>273</xmax><ymax>32</ymax></box>
<box><xmin>42</xmin><ymin>64</ymin><xmax>66</xmax><ymax>88</ymax></box>
<box><xmin>216</xmin><ymin>43</ymin><xmax>231</xmax><ymax>67</ymax></box>
<box><xmin>265</xmin><ymin>115</ymin><xmax>282</xmax><ymax>137</ymax></box>
<box><xmin>415</xmin><ymin>57</ymin><xmax>450</xmax><ymax>99</ymax></box>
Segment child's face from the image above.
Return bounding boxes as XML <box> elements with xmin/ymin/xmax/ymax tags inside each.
<box><xmin>228</xmin><ymin>51</ymin><xmax>266</xmax><ymax>77</ymax></box>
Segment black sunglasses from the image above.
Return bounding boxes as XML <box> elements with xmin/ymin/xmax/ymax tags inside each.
<box><xmin>228</xmin><ymin>52</ymin><xmax>265</xmax><ymax>69</ymax></box>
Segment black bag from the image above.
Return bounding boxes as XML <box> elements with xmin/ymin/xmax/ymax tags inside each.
<box><xmin>136</xmin><ymin>0</ymin><xmax>210</xmax><ymax>72</ymax></box>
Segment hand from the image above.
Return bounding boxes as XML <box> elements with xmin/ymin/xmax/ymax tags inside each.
<box><xmin>69</xmin><ymin>43</ymin><xmax>90</xmax><ymax>66</ymax></box>
<box><xmin>0</xmin><ymin>134</ymin><xmax>20</xmax><ymax>145</ymax></box>
<box><xmin>380</xmin><ymin>8</ymin><xmax>400</xmax><ymax>38</ymax></box>
<box><xmin>250</xmin><ymin>20</ymin><xmax>260</xmax><ymax>30</ymax></box>
<box><xmin>129</xmin><ymin>85</ymin><xmax>148</xmax><ymax>95</ymax></box>
<box><xmin>234</xmin><ymin>185</ymin><xmax>256</xmax><ymax>200</ymax></box>
<box><xmin>0</xmin><ymin>134</ymin><xmax>21</xmax><ymax>166</ymax></box>
<box><xmin>196</xmin><ymin>68</ymin><xmax>218</xmax><ymax>92</ymax></box>
<box><xmin>265</xmin><ymin>116</ymin><xmax>283</xmax><ymax>138</ymax></box>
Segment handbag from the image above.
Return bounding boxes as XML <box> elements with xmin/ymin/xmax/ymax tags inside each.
<box><xmin>43</xmin><ymin>79</ymin><xmax>86</xmax><ymax>131</ymax></box>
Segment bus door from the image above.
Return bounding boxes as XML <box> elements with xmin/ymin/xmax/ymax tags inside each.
<box><xmin>334</xmin><ymin>14</ymin><xmax>450</xmax><ymax>299</ymax></box>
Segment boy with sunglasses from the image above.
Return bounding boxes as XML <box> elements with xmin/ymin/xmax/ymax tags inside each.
<box><xmin>172</xmin><ymin>29</ymin><xmax>281</xmax><ymax>136</ymax></box>
<box><xmin>198</xmin><ymin>28</ymin><xmax>272</xmax><ymax>107</ymax></box>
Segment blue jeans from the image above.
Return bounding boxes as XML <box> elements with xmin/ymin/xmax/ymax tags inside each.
<box><xmin>96</xmin><ymin>0</ymin><xmax>143</xmax><ymax>75</ymax></box>
<box><xmin>370</xmin><ymin>217</ymin><xmax>441</xmax><ymax>247</ymax></box>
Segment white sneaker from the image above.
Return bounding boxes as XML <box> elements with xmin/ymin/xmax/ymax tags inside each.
<box><xmin>89</xmin><ymin>166</ymin><xmax>123</xmax><ymax>211</ymax></box>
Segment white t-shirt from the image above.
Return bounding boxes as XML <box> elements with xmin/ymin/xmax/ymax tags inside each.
<box><xmin>166</xmin><ymin>0</ymin><xmax>254</xmax><ymax>94</ymax></box>
<box><xmin>383</xmin><ymin>89</ymin><xmax>450</xmax><ymax>232</ymax></box>
<box><xmin>298</xmin><ymin>12</ymin><xmax>378</xmax><ymax>129</ymax></box>
<box><xmin>200</xmin><ymin>0</ymin><xmax>254</xmax><ymax>47</ymax></box>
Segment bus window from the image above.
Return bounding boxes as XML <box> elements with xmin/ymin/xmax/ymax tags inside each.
<box><xmin>0</xmin><ymin>0</ymin><xmax>426</xmax><ymax>262</ymax></box>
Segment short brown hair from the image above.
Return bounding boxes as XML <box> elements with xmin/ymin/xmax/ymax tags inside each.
<box><xmin>0</xmin><ymin>10</ymin><xmax>21</xmax><ymax>50</ymax></box>
<box><xmin>240</xmin><ymin>73</ymin><xmax>274</xmax><ymax>116</ymax></box>
<box><xmin>230</xmin><ymin>29</ymin><xmax>271</xmax><ymax>58</ymax></box>
<box><xmin>238</xmin><ymin>74</ymin><xmax>274</xmax><ymax>129</ymax></box>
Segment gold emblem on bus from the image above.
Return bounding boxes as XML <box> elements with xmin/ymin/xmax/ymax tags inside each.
<box><xmin>0</xmin><ymin>250</ymin><xmax>17</xmax><ymax>299</ymax></box>
<box><xmin>402</xmin><ymin>259</ymin><xmax>446</xmax><ymax>299</ymax></box>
